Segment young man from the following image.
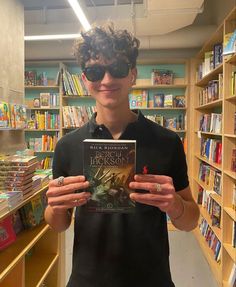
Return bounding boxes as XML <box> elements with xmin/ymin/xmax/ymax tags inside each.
<box><xmin>45</xmin><ymin>26</ymin><xmax>200</xmax><ymax>287</ymax></box>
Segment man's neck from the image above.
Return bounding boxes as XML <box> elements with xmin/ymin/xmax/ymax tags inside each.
<box><xmin>95</xmin><ymin>106</ymin><xmax>137</xmax><ymax>140</ymax></box>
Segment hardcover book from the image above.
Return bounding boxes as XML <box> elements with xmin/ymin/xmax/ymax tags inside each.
<box><xmin>83</xmin><ymin>139</ymin><xmax>136</xmax><ymax>212</ymax></box>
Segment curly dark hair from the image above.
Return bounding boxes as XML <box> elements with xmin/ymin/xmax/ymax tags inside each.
<box><xmin>73</xmin><ymin>26</ymin><xmax>140</xmax><ymax>69</ymax></box>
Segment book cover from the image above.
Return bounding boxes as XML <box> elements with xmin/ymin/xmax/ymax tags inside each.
<box><xmin>83</xmin><ymin>139</ymin><xmax>136</xmax><ymax>212</ymax></box>
<box><xmin>153</xmin><ymin>93</ymin><xmax>164</xmax><ymax>107</ymax></box>
<box><xmin>40</xmin><ymin>93</ymin><xmax>50</xmax><ymax>108</ymax></box>
<box><xmin>0</xmin><ymin>215</ymin><xmax>16</xmax><ymax>250</ymax></box>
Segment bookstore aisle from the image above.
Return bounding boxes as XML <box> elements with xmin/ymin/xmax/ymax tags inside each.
<box><xmin>65</xmin><ymin>225</ymin><xmax>218</xmax><ymax>287</ymax></box>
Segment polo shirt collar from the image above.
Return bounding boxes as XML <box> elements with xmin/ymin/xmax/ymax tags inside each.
<box><xmin>88</xmin><ymin>110</ymin><xmax>145</xmax><ymax>135</ymax></box>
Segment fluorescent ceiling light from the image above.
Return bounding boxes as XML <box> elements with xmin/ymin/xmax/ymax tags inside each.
<box><xmin>24</xmin><ymin>34</ymin><xmax>81</xmax><ymax>41</ymax></box>
<box><xmin>67</xmin><ymin>0</ymin><xmax>91</xmax><ymax>31</ymax></box>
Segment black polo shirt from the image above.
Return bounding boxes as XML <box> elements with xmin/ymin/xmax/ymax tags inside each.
<box><xmin>53</xmin><ymin>111</ymin><xmax>189</xmax><ymax>287</ymax></box>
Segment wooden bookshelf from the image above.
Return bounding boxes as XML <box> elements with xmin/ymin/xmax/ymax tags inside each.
<box><xmin>190</xmin><ymin>7</ymin><xmax>236</xmax><ymax>287</ymax></box>
<box><xmin>0</xmin><ymin>187</ymin><xmax>65</xmax><ymax>287</ymax></box>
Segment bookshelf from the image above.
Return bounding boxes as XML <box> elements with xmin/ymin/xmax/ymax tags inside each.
<box><xmin>130</xmin><ymin>61</ymin><xmax>189</xmax><ymax>157</ymax></box>
<box><xmin>0</xmin><ymin>186</ymin><xmax>65</xmax><ymax>287</ymax></box>
<box><xmin>190</xmin><ymin>7</ymin><xmax>236</xmax><ymax>287</ymax></box>
<box><xmin>24</xmin><ymin>63</ymin><xmax>61</xmax><ymax>169</ymax></box>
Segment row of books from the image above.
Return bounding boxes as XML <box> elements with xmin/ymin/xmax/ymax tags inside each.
<box><xmin>61</xmin><ymin>68</ymin><xmax>88</xmax><ymax>96</ymax></box>
<box><xmin>198</xmin><ymin>187</ymin><xmax>221</xmax><ymax>228</ymax></box>
<box><xmin>200</xmin><ymin>138</ymin><xmax>222</xmax><ymax>164</ymax></box>
<box><xmin>27</xmin><ymin>135</ymin><xmax>59</xmax><ymax>152</ymax></box>
<box><xmin>27</xmin><ymin>111</ymin><xmax>60</xmax><ymax>130</ymax></box>
<box><xmin>145</xmin><ymin>114</ymin><xmax>185</xmax><ymax>131</ymax></box>
<box><xmin>198</xmin><ymin>162</ymin><xmax>222</xmax><ymax>195</ymax></box>
<box><xmin>199</xmin><ymin>113</ymin><xmax>222</xmax><ymax>134</ymax></box>
<box><xmin>129</xmin><ymin>90</ymin><xmax>185</xmax><ymax>109</ymax></box>
<box><xmin>0</xmin><ymin>101</ymin><xmax>27</xmax><ymax>129</ymax></box>
<box><xmin>62</xmin><ymin>105</ymin><xmax>96</xmax><ymax>128</ymax></box>
<box><xmin>27</xmin><ymin>93</ymin><xmax>59</xmax><ymax>109</ymax></box>
<box><xmin>198</xmin><ymin>75</ymin><xmax>223</xmax><ymax>106</ymax></box>
<box><xmin>0</xmin><ymin>191</ymin><xmax>47</xmax><ymax>250</ymax></box>
<box><xmin>39</xmin><ymin>156</ymin><xmax>53</xmax><ymax>170</ymax></box>
<box><xmin>25</xmin><ymin>70</ymin><xmax>54</xmax><ymax>86</ymax></box>
<box><xmin>199</xmin><ymin>217</ymin><xmax>221</xmax><ymax>262</ymax></box>
<box><xmin>197</xmin><ymin>43</ymin><xmax>223</xmax><ymax>80</ymax></box>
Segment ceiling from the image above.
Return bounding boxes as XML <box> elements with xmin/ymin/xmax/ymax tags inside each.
<box><xmin>21</xmin><ymin>0</ymin><xmax>236</xmax><ymax>61</ymax></box>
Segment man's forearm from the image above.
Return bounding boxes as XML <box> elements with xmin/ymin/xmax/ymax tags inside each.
<box><xmin>44</xmin><ymin>205</ymin><xmax>72</xmax><ymax>232</ymax></box>
<box><xmin>168</xmin><ymin>195</ymin><xmax>200</xmax><ymax>232</ymax></box>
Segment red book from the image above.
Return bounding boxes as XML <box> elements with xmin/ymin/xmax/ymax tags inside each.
<box><xmin>0</xmin><ymin>215</ymin><xmax>16</xmax><ymax>250</ymax></box>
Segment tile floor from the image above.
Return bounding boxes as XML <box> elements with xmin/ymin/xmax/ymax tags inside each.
<box><xmin>65</xmin><ymin>225</ymin><xmax>218</xmax><ymax>287</ymax></box>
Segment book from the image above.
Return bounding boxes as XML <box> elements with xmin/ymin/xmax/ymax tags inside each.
<box><xmin>153</xmin><ymin>93</ymin><xmax>164</xmax><ymax>107</ymax></box>
<box><xmin>231</xmin><ymin>149</ymin><xmax>236</xmax><ymax>172</ymax></box>
<box><xmin>33</xmin><ymin>98</ymin><xmax>40</xmax><ymax>108</ymax></box>
<box><xmin>83</xmin><ymin>139</ymin><xmax>136</xmax><ymax>212</ymax></box>
<box><xmin>0</xmin><ymin>215</ymin><xmax>16</xmax><ymax>250</ymax></box>
<box><xmin>40</xmin><ymin>93</ymin><xmax>50</xmax><ymax>108</ymax></box>
<box><xmin>174</xmin><ymin>96</ymin><xmax>185</xmax><ymax>107</ymax></box>
<box><xmin>164</xmin><ymin>94</ymin><xmax>173</xmax><ymax>107</ymax></box>
<box><xmin>0</xmin><ymin>101</ymin><xmax>11</xmax><ymax>128</ymax></box>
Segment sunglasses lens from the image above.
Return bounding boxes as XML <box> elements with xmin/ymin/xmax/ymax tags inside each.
<box><xmin>84</xmin><ymin>66</ymin><xmax>105</xmax><ymax>82</ymax></box>
<box><xmin>84</xmin><ymin>61</ymin><xmax>130</xmax><ymax>82</ymax></box>
<box><xmin>109</xmin><ymin>62</ymin><xmax>130</xmax><ymax>78</ymax></box>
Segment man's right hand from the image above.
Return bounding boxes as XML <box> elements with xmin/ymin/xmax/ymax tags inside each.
<box><xmin>46</xmin><ymin>175</ymin><xmax>91</xmax><ymax>215</ymax></box>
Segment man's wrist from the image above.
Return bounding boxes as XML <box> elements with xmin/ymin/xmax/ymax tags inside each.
<box><xmin>168</xmin><ymin>194</ymin><xmax>185</xmax><ymax>221</ymax></box>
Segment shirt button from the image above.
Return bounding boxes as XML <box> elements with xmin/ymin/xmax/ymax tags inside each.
<box><xmin>99</xmin><ymin>127</ymin><xmax>103</xmax><ymax>131</ymax></box>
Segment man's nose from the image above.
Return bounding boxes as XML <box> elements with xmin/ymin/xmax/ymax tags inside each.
<box><xmin>101</xmin><ymin>70</ymin><xmax>114</xmax><ymax>82</ymax></box>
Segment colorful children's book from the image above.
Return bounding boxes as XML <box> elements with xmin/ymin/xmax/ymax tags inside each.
<box><xmin>0</xmin><ymin>215</ymin><xmax>16</xmax><ymax>250</ymax></box>
<box><xmin>83</xmin><ymin>139</ymin><xmax>136</xmax><ymax>212</ymax></box>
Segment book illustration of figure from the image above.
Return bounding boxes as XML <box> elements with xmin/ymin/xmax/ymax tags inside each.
<box><xmin>83</xmin><ymin>139</ymin><xmax>136</xmax><ymax>212</ymax></box>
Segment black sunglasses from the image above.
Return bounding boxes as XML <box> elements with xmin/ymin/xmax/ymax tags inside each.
<box><xmin>83</xmin><ymin>61</ymin><xmax>131</xmax><ymax>82</ymax></box>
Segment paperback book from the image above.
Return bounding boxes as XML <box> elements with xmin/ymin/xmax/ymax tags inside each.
<box><xmin>83</xmin><ymin>139</ymin><xmax>136</xmax><ymax>212</ymax></box>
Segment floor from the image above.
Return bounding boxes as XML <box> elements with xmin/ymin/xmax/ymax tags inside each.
<box><xmin>65</xmin><ymin>225</ymin><xmax>219</xmax><ymax>287</ymax></box>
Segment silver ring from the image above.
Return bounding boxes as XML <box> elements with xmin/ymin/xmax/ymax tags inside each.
<box><xmin>57</xmin><ymin>176</ymin><xmax>65</xmax><ymax>186</ymax></box>
<box><xmin>155</xmin><ymin>183</ymin><xmax>162</xmax><ymax>192</ymax></box>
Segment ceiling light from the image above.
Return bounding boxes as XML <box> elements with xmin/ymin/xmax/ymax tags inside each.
<box><xmin>24</xmin><ymin>34</ymin><xmax>81</xmax><ymax>41</ymax></box>
<box><xmin>67</xmin><ymin>0</ymin><xmax>91</xmax><ymax>31</ymax></box>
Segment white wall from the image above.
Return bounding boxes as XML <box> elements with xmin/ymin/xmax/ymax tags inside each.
<box><xmin>0</xmin><ymin>0</ymin><xmax>25</xmax><ymax>153</ymax></box>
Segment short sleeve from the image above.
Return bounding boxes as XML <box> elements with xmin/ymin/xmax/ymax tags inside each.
<box><xmin>52</xmin><ymin>139</ymin><xmax>69</xmax><ymax>179</ymax></box>
<box><xmin>170</xmin><ymin>135</ymin><xmax>189</xmax><ymax>192</ymax></box>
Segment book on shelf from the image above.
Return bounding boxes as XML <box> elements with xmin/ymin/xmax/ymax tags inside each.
<box><xmin>153</xmin><ymin>93</ymin><xmax>164</xmax><ymax>107</ymax></box>
<box><xmin>0</xmin><ymin>215</ymin><xmax>16</xmax><ymax>250</ymax></box>
<box><xmin>228</xmin><ymin>263</ymin><xmax>236</xmax><ymax>287</ymax></box>
<box><xmin>83</xmin><ymin>139</ymin><xmax>136</xmax><ymax>212</ymax></box>
<box><xmin>129</xmin><ymin>90</ymin><xmax>148</xmax><ymax>109</ymax></box>
<box><xmin>33</xmin><ymin>98</ymin><xmax>40</xmax><ymax>108</ymax></box>
<box><xmin>204</xmin><ymin>50</ymin><xmax>214</xmax><ymax>75</ymax></box>
<box><xmin>40</xmin><ymin>93</ymin><xmax>50</xmax><ymax>108</ymax></box>
<box><xmin>231</xmin><ymin>71</ymin><xmax>236</xmax><ymax>96</ymax></box>
<box><xmin>223</xmin><ymin>30</ymin><xmax>236</xmax><ymax>56</ymax></box>
<box><xmin>232</xmin><ymin>220</ymin><xmax>236</xmax><ymax>248</ymax></box>
<box><xmin>12</xmin><ymin>210</ymin><xmax>24</xmax><ymax>234</ymax></box>
<box><xmin>213</xmin><ymin>43</ymin><xmax>223</xmax><ymax>68</ymax></box>
<box><xmin>233</xmin><ymin>184</ymin><xmax>236</xmax><ymax>210</ymax></box>
<box><xmin>173</xmin><ymin>96</ymin><xmax>185</xmax><ymax>107</ymax></box>
<box><xmin>211</xmin><ymin>200</ymin><xmax>221</xmax><ymax>227</ymax></box>
<box><xmin>231</xmin><ymin>149</ymin><xmax>236</xmax><ymax>172</ymax></box>
<box><xmin>213</xmin><ymin>171</ymin><xmax>222</xmax><ymax>196</ymax></box>
<box><xmin>163</xmin><ymin>94</ymin><xmax>173</xmax><ymax>107</ymax></box>
<box><xmin>25</xmin><ymin>70</ymin><xmax>37</xmax><ymax>86</ymax></box>
<box><xmin>0</xmin><ymin>101</ymin><xmax>11</xmax><ymax>128</ymax></box>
